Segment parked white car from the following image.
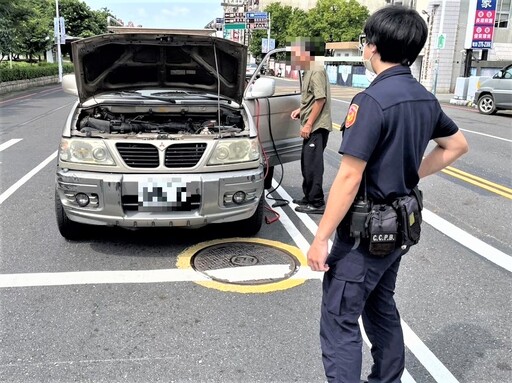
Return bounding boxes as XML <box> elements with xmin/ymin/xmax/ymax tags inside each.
<box><xmin>56</xmin><ymin>33</ymin><xmax>301</xmax><ymax>239</ymax></box>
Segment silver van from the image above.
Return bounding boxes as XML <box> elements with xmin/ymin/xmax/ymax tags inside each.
<box><xmin>475</xmin><ymin>64</ymin><xmax>512</xmax><ymax>115</ymax></box>
<box><xmin>56</xmin><ymin>33</ymin><xmax>302</xmax><ymax>239</ymax></box>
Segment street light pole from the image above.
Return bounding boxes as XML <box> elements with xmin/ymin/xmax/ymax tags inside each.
<box><xmin>432</xmin><ymin>0</ymin><xmax>446</xmax><ymax>95</ymax></box>
<box><xmin>55</xmin><ymin>0</ymin><xmax>63</xmax><ymax>82</ymax></box>
<box><xmin>267</xmin><ymin>13</ymin><xmax>271</xmax><ymax>53</ymax></box>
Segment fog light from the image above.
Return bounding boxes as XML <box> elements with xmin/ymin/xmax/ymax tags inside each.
<box><xmin>75</xmin><ymin>193</ymin><xmax>90</xmax><ymax>207</ymax></box>
<box><xmin>232</xmin><ymin>191</ymin><xmax>246</xmax><ymax>204</ymax></box>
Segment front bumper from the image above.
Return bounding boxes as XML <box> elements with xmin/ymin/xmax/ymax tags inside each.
<box><xmin>56</xmin><ymin>167</ymin><xmax>264</xmax><ymax>228</ymax></box>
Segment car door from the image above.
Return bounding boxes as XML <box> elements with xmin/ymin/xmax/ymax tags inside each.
<box><xmin>243</xmin><ymin>48</ymin><xmax>302</xmax><ymax>170</ymax></box>
<box><xmin>493</xmin><ymin>64</ymin><xmax>512</xmax><ymax>109</ymax></box>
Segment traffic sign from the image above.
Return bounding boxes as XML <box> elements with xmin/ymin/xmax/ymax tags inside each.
<box><xmin>225</xmin><ymin>23</ymin><xmax>245</xmax><ymax>30</ymax></box>
<box><xmin>246</xmin><ymin>11</ymin><xmax>268</xmax><ymax>30</ymax></box>
<box><xmin>261</xmin><ymin>38</ymin><xmax>275</xmax><ymax>53</ymax></box>
<box><xmin>437</xmin><ymin>33</ymin><xmax>446</xmax><ymax>49</ymax></box>
<box><xmin>224</xmin><ymin>12</ymin><xmax>245</xmax><ymax>23</ymax></box>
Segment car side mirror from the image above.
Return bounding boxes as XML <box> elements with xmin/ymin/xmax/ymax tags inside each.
<box><xmin>62</xmin><ymin>74</ymin><xmax>78</xmax><ymax>96</ymax></box>
<box><xmin>245</xmin><ymin>77</ymin><xmax>275</xmax><ymax>99</ymax></box>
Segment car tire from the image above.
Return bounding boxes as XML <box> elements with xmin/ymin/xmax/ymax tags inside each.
<box><xmin>55</xmin><ymin>190</ymin><xmax>90</xmax><ymax>240</ymax></box>
<box><xmin>236</xmin><ymin>194</ymin><xmax>264</xmax><ymax>236</ymax></box>
<box><xmin>477</xmin><ymin>94</ymin><xmax>497</xmax><ymax>115</ymax></box>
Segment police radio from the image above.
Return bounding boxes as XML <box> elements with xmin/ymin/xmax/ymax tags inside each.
<box><xmin>349</xmin><ymin>174</ymin><xmax>371</xmax><ymax>239</ymax></box>
<box><xmin>349</xmin><ymin>197</ymin><xmax>371</xmax><ymax>239</ymax></box>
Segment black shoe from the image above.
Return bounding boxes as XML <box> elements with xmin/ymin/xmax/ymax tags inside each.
<box><xmin>292</xmin><ymin>198</ymin><xmax>308</xmax><ymax>206</ymax></box>
<box><xmin>295</xmin><ymin>203</ymin><xmax>325</xmax><ymax>214</ymax></box>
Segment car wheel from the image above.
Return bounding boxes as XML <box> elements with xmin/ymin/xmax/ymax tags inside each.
<box><xmin>236</xmin><ymin>194</ymin><xmax>264</xmax><ymax>236</ymax></box>
<box><xmin>477</xmin><ymin>94</ymin><xmax>497</xmax><ymax>115</ymax></box>
<box><xmin>55</xmin><ymin>190</ymin><xmax>90</xmax><ymax>240</ymax></box>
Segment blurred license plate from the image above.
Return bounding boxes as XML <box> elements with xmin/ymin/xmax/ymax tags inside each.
<box><xmin>137</xmin><ymin>177</ymin><xmax>201</xmax><ymax>211</ymax></box>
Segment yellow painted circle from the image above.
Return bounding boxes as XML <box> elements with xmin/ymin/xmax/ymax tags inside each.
<box><xmin>176</xmin><ymin>237</ymin><xmax>307</xmax><ymax>293</ymax></box>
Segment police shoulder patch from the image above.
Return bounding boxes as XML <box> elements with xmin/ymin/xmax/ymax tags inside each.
<box><xmin>345</xmin><ymin>104</ymin><xmax>359</xmax><ymax>129</ymax></box>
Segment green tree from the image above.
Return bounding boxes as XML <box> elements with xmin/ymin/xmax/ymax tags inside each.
<box><xmin>248</xmin><ymin>3</ymin><xmax>306</xmax><ymax>60</ymax></box>
<box><xmin>248</xmin><ymin>0</ymin><xmax>368</xmax><ymax>60</ymax></box>
<box><xmin>0</xmin><ymin>0</ymin><xmax>34</xmax><ymax>61</ymax></box>
<box><xmin>0</xmin><ymin>0</ymin><xmax>113</xmax><ymax>63</ymax></box>
<box><xmin>58</xmin><ymin>0</ymin><xmax>110</xmax><ymax>38</ymax></box>
<box><xmin>305</xmin><ymin>0</ymin><xmax>369</xmax><ymax>42</ymax></box>
<box><xmin>16</xmin><ymin>0</ymin><xmax>53</xmax><ymax>61</ymax></box>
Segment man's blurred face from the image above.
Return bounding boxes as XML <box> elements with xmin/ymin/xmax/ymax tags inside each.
<box><xmin>289</xmin><ymin>38</ymin><xmax>313</xmax><ymax>70</ymax></box>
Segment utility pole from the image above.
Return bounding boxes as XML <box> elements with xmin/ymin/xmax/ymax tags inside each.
<box><xmin>267</xmin><ymin>13</ymin><xmax>271</xmax><ymax>54</ymax></box>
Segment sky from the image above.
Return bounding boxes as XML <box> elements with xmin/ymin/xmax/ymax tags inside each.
<box><xmin>82</xmin><ymin>0</ymin><xmax>225</xmax><ymax>29</ymax></box>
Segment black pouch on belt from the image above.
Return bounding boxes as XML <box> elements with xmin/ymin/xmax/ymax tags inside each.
<box><xmin>393</xmin><ymin>188</ymin><xmax>423</xmax><ymax>247</ymax></box>
<box><xmin>367</xmin><ymin>204</ymin><xmax>398</xmax><ymax>257</ymax></box>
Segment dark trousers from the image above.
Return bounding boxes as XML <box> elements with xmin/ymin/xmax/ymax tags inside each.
<box><xmin>301</xmin><ymin>128</ymin><xmax>329</xmax><ymax>206</ymax></box>
<box><xmin>320</xmin><ymin>230</ymin><xmax>405</xmax><ymax>383</ymax></box>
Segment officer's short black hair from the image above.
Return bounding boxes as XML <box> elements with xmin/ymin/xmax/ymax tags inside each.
<box><xmin>363</xmin><ymin>5</ymin><xmax>427</xmax><ymax>66</ymax></box>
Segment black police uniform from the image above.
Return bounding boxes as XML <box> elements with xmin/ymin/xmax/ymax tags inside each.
<box><xmin>321</xmin><ymin>65</ymin><xmax>458</xmax><ymax>383</ymax></box>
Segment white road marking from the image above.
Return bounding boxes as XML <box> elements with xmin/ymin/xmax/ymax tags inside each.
<box><xmin>204</xmin><ymin>264</ymin><xmax>293</xmax><ymax>282</ymax></box>
<box><xmin>0</xmin><ymin>148</ymin><xmax>507</xmax><ymax>383</ymax></box>
<box><xmin>0</xmin><ymin>139</ymin><xmax>22</xmax><ymax>152</ymax></box>
<box><xmin>422</xmin><ymin>209</ymin><xmax>512</xmax><ymax>272</ymax></box>
<box><xmin>270</xmin><ymin>181</ymin><xmax>462</xmax><ymax>383</ymax></box>
<box><xmin>401</xmin><ymin>320</ymin><xmax>459</xmax><ymax>383</ymax></box>
<box><xmin>0</xmin><ymin>86</ymin><xmax>61</xmax><ymax>105</ymax></box>
<box><xmin>0</xmin><ymin>269</ymin><xmax>208</xmax><ymax>288</ymax></box>
<box><xmin>0</xmin><ymin>151</ymin><xmax>57</xmax><ymax>205</ymax></box>
<box><xmin>18</xmin><ymin>103</ymin><xmax>73</xmax><ymax>127</ymax></box>
<box><xmin>459</xmin><ymin>128</ymin><xmax>512</xmax><ymax>143</ymax></box>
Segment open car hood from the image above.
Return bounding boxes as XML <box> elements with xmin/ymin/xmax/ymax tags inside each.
<box><xmin>70</xmin><ymin>33</ymin><xmax>247</xmax><ymax>104</ymax></box>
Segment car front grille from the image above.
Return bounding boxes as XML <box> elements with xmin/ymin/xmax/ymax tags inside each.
<box><xmin>116</xmin><ymin>143</ymin><xmax>159</xmax><ymax>168</ymax></box>
<box><xmin>165</xmin><ymin>143</ymin><xmax>207</xmax><ymax>168</ymax></box>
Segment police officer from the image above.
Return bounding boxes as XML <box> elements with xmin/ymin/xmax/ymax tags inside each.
<box><xmin>306</xmin><ymin>6</ymin><xmax>469</xmax><ymax>383</ymax></box>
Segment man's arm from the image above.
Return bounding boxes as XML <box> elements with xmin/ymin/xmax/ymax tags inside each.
<box><xmin>301</xmin><ymin>98</ymin><xmax>325</xmax><ymax>139</ymax></box>
<box><xmin>419</xmin><ymin>131</ymin><xmax>469</xmax><ymax>178</ymax></box>
<box><xmin>307</xmin><ymin>154</ymin><xmax>366</xmax><ymax>271</ymax></box>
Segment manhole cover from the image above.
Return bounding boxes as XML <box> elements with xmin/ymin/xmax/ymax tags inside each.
<box><xmin>192</xmin><ymin>242</ymin><xmax>300</xmax><ymax>285</ymax></box>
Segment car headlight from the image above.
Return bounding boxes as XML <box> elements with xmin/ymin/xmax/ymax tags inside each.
<box><xmin>207</xmin><ymin>138</ymin><xmax>260</xmax><ymax>165</ymax></box>
<box><xmin>59</xmin><ymin>138</ymin><xmax>116</xmax><ymax>165</ymax></box>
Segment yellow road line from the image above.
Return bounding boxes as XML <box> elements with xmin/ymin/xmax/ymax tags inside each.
<box><xmin>441</xmin><ymin>168</ymin><xmax>512</xmax><ymax>199</ymax></box>
<box><xmin>443</xmin><ymin>166</ymin><xmax>512</xmax><ymax>194</ymax></box>
<box><xmin>329</xmin><ymin>125</ymin><xmax>510</xmax><ymax>199</ymax></box>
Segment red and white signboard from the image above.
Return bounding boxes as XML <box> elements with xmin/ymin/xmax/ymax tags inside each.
<box><xmin>465</xmin><ymin>0</ymin><xmax>497</xmax><ymax>49</ymax></box>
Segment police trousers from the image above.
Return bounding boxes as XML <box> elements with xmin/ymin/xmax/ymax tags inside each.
<box><xmin>301</xmin><ymin>128</ymin><xmax>329</xmax><ymax>206</ymax></box>
<box><xmin>320</xmin><ymin>229</ymin><xmax>406</xmax><ymax>383</ymax></box>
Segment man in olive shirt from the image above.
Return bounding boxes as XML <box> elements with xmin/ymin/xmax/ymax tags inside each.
<box><xmin>290</xmin><ymin>37</ymin><xmax>332</xmax><ymax>214</ymax></box>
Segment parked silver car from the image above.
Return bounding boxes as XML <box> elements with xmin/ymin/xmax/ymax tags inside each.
<box><xmin>56</xmin><ymin>33</ymin><xmax>301</xmax><ymax>239</ymax></box>
<box><xmin>475</xmin><ymin>64</ymin><xmax>512</xmax><ymax>115</ymax></box>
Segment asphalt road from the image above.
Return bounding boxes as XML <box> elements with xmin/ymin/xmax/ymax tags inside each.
<box><xmin>0</xmin><ymin>84</ymin><xmax>511</xmax><ymax>383</ymax></box>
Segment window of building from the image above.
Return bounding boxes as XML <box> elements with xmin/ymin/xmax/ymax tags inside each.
<box><xmin>495</xmin><ymin>0</ymin><xmax>511</xmax><ymax>28</ymax></box>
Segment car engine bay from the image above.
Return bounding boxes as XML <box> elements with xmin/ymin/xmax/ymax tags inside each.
<box><xmin>73</xmin><ymin>105</ymin><xmax>246</xmax><ymax>137</ymax></box>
